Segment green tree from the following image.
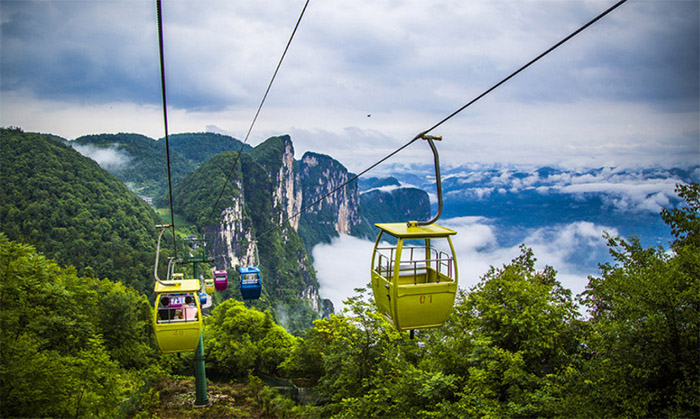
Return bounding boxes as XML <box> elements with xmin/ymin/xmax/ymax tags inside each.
<box><xmin>283</xmin><ymin>289</ymin><xmax>456</xmax><ymax>418</ymax></box>
<box><xmin>579</xmin><ymin>183</ymin><xmax>700</xmax><ymax>417</ymax></box>
<box><xmin>0</xmin><ymin>234</ymin><xmax>155</xmax><ymax>417</ymax></box>
<box><xmin>423</xmin><ymin>246</ymin><xmax>582</xmax><ymax>417</ymax></box>
<box><xmin>204</xmin><ymin>299</ymin><xmax>297</xmax><ymax>379</ymax></box>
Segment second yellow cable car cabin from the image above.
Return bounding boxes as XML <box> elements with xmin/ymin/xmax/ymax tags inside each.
<box><xmin>153</xmin><ymin>278</ymin><xmax>203</xmax><ymax>353</ymax></box>
<box><xmin>371</xmin><ymin>221</ymin><xmax>458</xmax><ymax>331</ymax></box>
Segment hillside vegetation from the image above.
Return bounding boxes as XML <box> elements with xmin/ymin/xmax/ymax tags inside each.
<box><xmin>73</xmin><ymin>132</ymin><xmax>250</xmax><ymax>197</ymax></box>
<box><xmin>0</xmin><ymin>128</ymin><xmax>162</xmax><ymax>293</ymax></box>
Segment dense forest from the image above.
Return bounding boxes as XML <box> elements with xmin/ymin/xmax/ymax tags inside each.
<box><xmin>0</xmin><ymin>128</ymin><xmax>163</xmax><ymax>294</ymax></box>
<box><xmin>73</xmin><ymin>132</ymin><xmax>251</xmax><ymax>198</ymax></box>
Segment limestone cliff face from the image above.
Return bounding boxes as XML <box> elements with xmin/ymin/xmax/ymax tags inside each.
<box><xmin>249</xmin><ymin>135</ymin><xmax>303</xmax><ymax>230</ymax></box>
<box><xmin>249</xmin><ymin>137</ymin><xmax>363</xmax><ymax>251</ymax></box>
<box><xmin>297</xmin><ymin>152</ymin><xmax>362</xmax><ymax>249</ymax></box>
<box><xmin>207</xmin><ymin>179</ymin><xmax>258</xmax><ymax>270</ymax></box>
<box><xmin>273</xmin><ymin>137</ymin><xmax>302</xmax><ymax>230</ymax></box>
<box><xmin>203</xmin><ymin>140</ymin><xmax>334</xmax><ymax>325</ymax></box>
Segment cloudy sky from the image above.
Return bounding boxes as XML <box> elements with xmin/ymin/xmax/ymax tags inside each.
<box><xmin>1</xmin><ymin>0</ymin><xmax>698</xmax><ymax>173</ymax></box>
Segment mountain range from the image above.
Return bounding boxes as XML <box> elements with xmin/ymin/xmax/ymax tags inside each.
<box><xmin>4</xmin><ymin>127</ymin><xmax>697</xmax><ymax>320</ymax></box>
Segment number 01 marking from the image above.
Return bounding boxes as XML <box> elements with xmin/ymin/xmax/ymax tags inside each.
<box><xmin>419</xmin><ymin>295</ymin><xmax>433</xmax><ymax>304</ymax></box>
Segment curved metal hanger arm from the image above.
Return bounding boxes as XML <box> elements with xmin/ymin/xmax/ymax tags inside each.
<box><xmin>415</xmin><ymin>135</ymin><xmax>443</xmax><ymax>226</ymax></box>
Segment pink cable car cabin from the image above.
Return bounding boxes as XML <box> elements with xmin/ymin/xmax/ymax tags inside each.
<box><xmin>214</xmin><ymin>270</ymin><xmax>228</xmax><ymax>291</ymax></box>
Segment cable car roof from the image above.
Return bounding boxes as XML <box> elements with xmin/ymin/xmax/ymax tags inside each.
<box><xmin>154</xmin><ymin>279</ymin><xmax>201</xmax><ymax>293</ymax></box>
<box><xmin>375</xmin><ymin>222</ymin><xmax>457</xmax><ymax>238</ymax></box>
<box><xmin>238</xmin><ymin>266</ymin><xmax>261</xmax><ymax>274</ymax></box>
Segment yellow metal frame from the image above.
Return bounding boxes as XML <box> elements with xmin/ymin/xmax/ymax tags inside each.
<box><xmin>153</xmin><ymin>279</ymin><xmax>203</xmax><ymax>353</ymax></box>
<box><xmin>371</xmin><ymin>222</ymin><xmax>458</xmax><ymax>331</ymax></box>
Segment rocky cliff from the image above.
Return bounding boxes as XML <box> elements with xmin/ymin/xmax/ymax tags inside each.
<box><xmin>297</xmin><ymin>152</ymin><xmax>363</xmax><ymax>249</ymax></box>
<box><xmin>174</xmin><ymin>150</ymin><xmax>323</xmax><ymax>334</ymax></box>
<box><xmin>249</xmin><ymin>135</ymin><xmax>303</xmax><ymax>231</ymax></box>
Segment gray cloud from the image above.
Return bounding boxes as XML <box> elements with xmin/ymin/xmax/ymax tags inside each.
<box><xmin>1</xmin><ymin>0</ymin><xmax>697</xmax><ymax>170</ymax></box>
<box><xmin>1</xmin><ymin>1</ymin><xmax>160</xmax><ymax>104</ymax></box>
<box><xmin>2</xmin><ymin>1</ymin><xmax>696</xmax><ymax>110</ymax></box>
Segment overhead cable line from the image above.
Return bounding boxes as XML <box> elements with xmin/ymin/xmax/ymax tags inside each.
<box><xmin>156</xmin><ymin>0</ymin><xmax>177</xmax><ymax>259</ymax></box>
<box><xmin>208</xmin><ymin>0</ymin><xmax>311</xmax><ymax>222</ymax></box>
<box><xmin>420</xmin><ymin>0</ymin><xmax>628</xmax><ymax>137</ymax></box>
<box><xmin>257</xmin><ymin>0</ymin><xmax>628</xmax><ymax>239</ymax></box>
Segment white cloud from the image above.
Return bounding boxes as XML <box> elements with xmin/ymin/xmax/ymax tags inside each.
<box><xmin>361</xmin><ymin>185</ymin><xmax>400</xmax><ymax>194</ymax></box>
<box><xmin>313</xmin><ymin>235</ymin><xmax>375</xmax><ymax>311</ymax></box>
<box><xmin>71</xmin><ymin>143</ymin><xmax>131</xmax><ymax>171</ymax></box>
<box><xmin>443</xmin><ymin>217</ymin><xmax>615</xmax><ymax>299</ymax></box>
<box><xmin>556</xmin><ymin>175</ymin><xmax>683</xmax><ymax>213</ymax></box>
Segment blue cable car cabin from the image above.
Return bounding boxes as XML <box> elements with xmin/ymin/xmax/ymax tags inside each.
<box><xmin>237</xmin><ymin>266</ymin><xmax>262</xmax><ymax>301</ymax></box>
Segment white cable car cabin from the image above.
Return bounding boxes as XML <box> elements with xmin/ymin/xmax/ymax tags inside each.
<box><xmin>371</xmin><ymin>221</ymin><xmax>458</xmax><ymax>331</ymax></box>
<box><xmin>153</xmin><ymin>278</ymin><xmax>203</xmax><ymax>353</ymax></box>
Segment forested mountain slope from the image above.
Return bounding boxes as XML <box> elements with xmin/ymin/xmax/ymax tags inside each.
<box><xmin>359</xmin><ymin>187</ymin><xmax>431</xmax><ymax>234</ymax></box>
<box><xmin>0</xmin><ymin>128</ymin><xmax>161</xmax><ymax>293</ymax></box>
<box><xmin>73</xmin><ymin>132</ymin><xmax>250</xmax><ymax>197</ymax></box>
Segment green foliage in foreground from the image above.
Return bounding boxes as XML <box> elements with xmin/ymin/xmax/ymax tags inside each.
<box><xmin>0</xmin><ymin>234</ymin><xmax>160</xmax><ymax>418</ymax></box>
<box><xmin>205</xmin><ymin>300</ymin><xmax>297</xmax><ymax>380</ymax></box>
<box><xmin>0</xmin><ymin>231</ymin><xmax>300</xmax><ymax>418</ymax></box>
<box><xmin>578</xmin><ymin>183</ymin><xmax>700</xmax><ymax>418</ymax></box>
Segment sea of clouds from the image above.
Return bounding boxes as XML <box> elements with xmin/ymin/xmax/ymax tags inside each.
<box><xmin>314</xmin><ymin>163</ymin><xmax>699</xmax><ymax>311</ymax></box>
<box><xmin>313</xmin><ymin>218</ymin><xmax>617</xmax><ymax>311</ymax></box>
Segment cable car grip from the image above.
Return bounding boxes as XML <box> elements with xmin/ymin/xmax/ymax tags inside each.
<box><xmin>408</xmin><ymin>134</ymin><xmax>444</xmax><ymax>227</ymax></box>
<box><xmin>154</xmin><ymin>224</ymin><xmax>178</xmax><ymax>285</ymax></box>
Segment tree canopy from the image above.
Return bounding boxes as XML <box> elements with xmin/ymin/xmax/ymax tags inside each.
<box><xmin>0</xmin><ymin>234</ymin><xmax>159</xmax><ymax>418</ymax></box>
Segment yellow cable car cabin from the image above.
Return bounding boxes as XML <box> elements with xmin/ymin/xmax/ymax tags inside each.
<box><xmin>204</xmin><ymin>278</ymin><xmax>215</xmax><ymax>294</ymax></box>
<box><xmin>153</xmin><ymin>279</ymin><xmax>203</xmax><ymax>353</ymax></box>
<box><xmin>371</xmin><ymin>221</ymin><xmax>458</xmax><ymax>331</ymax></box>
